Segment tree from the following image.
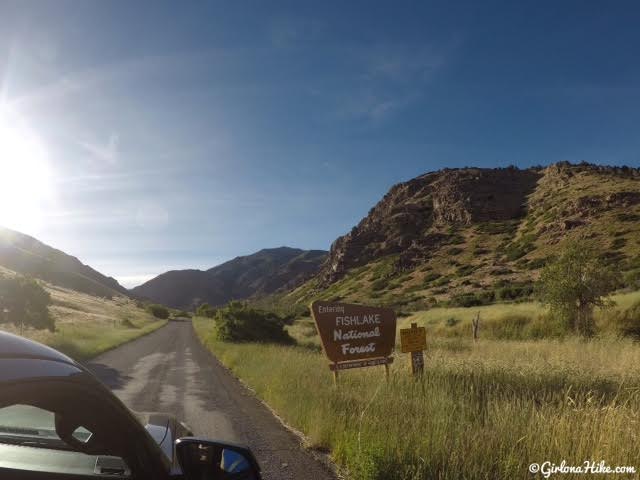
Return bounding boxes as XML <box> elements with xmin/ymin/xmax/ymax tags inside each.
<box><xmin>214</xmin><ymin>301</ymin><xmax>293</xmax><ymax>344</ymax></box>
<box><xmin>196</xmin><ymin>303</ymin><xmax>216</xmax><ymax>318</ymax></box>
<box><xmin>147</xmin><ymin>304</ymin><xmax>170</xmax><ymax>319</ymax></box>
<box><xmin>537</xmin><ymin>240</ymin><xmax>618</xmax><ymax>337</ymax></box>
<box><xmin>0</xmin><ymin>276</ymin><xmax>54</xmax><ymax>331</ymax></box>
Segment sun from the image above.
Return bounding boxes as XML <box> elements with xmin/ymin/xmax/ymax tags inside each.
<box><xmin>0</xmin><ymin>113</ymin><xmax>52</xmax><ymax>234</ymax></box>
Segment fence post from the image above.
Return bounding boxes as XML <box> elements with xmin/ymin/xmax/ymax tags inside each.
<box><xmin>472</xmin><ymin>312</ymin><xmax>480</xmax><ymax>341</ymax></box>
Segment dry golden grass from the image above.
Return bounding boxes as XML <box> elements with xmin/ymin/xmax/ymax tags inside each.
<box><xmin>194</xmin><ymin>306</ymin><xmax>640</xmax><ymax>480</ymax></box>
<box><xmin>0</xmin><ymin>282</ymin><xmax>166</xmax><ymax>360</ymax></box>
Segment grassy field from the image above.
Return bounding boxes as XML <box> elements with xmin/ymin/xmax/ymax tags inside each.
<box><xmin>0</xmin><ymin>282</ymin><xmax>166</xmax><ymax>361</ymax></box>
<box><xmin>397</xmin><ymin>290</ymin><xmax>640</xmax><ymax>340</ymax></box>
<box><xmin>194</xmin><ymin>298</ymin><xmax>640</xmax><ymax>480</ymax></box>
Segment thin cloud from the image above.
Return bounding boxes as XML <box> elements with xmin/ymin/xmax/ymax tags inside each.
<box><xmin>364</xmin><ymin>45</ymin><xmax>446</xmax><ymax>83</ymax></box>
<box><xmin>8</xmin><ymin>49</ymin><xmax>228</xmax><ymax>112</ymax></box>
<box><xmin>79</xmin><ymin>132</ymin><xmax>120</xmax><ymax>165</ymax></box>
<box><xmin>338</xmin><ymin>89</ymin><xmax>421</xmax><ymax>123</ymax></box>
<box><xmin>327</xmin><ymin>41</ymin><xmax>457</xmax><ymax>124</ymax></box>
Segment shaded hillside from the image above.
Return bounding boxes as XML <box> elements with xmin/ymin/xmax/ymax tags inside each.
<box><xmin>131</xmin><ymin>247</ymin><xmax>327</xmax><ymax>310</ymax></box>
<box><xmin>282</xmin><ymin>162</ymin><xmax>640</xmax><ymax>310</ymax></box>
<box><xmin>0</xmin><ymin>227</ymin><xmax>128</xmax><ymax>298</ymax></box>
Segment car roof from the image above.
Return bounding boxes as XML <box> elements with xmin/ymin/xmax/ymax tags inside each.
<box><xmin>0</xmin><ymin>330</ymin><xmax>77</xmax><ymax>365</ymax></box>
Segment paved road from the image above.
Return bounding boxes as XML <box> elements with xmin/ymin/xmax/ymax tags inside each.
<box><xmin>87</xmin><ymin>321</ymin><xmax>338</xmax><ymax>480</ymax></box>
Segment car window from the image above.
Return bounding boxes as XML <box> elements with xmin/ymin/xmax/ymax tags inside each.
<box><xmin>0</xmin><ymin>404</ymin><xmax>130</xmax><ymax>477</ymax></box>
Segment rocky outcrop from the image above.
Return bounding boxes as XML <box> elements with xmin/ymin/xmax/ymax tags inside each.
<box><xmin>319</xmin><ymin>167</ymin><xmax>542</xmax><ymax>285</ymax></box>
<box><xmin>565</xmin><ymin>191</ymin><xmax>640</xmax><ymax>218</ymax></box>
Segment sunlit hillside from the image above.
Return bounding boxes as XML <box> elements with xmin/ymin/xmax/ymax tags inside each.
<box><xmin>0</xmin><ymin>267</ymin><xmax>165</xmax><ymax>360</ymax></box>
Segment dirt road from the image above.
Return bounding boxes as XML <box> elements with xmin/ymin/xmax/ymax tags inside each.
<box><xmin>87</xmin><ymin>321</ymin><xmax>338</xmax><ymax>480</ymax></box>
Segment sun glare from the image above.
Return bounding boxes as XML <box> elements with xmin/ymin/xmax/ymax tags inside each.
<box><xmin>0</xmin><ymin>113</ymin><xmax>52</xmax><ymax>234</ymax></box>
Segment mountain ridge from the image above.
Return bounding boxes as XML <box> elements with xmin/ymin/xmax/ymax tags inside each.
<box><xmin>131</xmin><ymin>246</ymin><xmax>327</xmax><ymax>309</ymax></box>
<box><xmin>0</xmin><ymin>226</ymin><xmax>129</xmax><ymax>298</ymax></box>
<box><xmin>281</xmin><ymin>162</ymin><xmax>640</xmax><ymax>310</ymax></box>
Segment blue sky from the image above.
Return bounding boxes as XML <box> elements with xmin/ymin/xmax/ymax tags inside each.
<box><xmin>1</xmin><ymin>1</ymin><xmax>639</xmax><ymax>287</ymax></box>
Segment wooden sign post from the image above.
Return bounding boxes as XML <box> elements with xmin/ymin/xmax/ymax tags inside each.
<box><xmin>400</xmin><ymin>323</ymin><xmax>426</xmax><ymax>376</ymax></box>
<box><xmin>311</xmin><ymin>301</ymin><xmax>397</xmax><ymax>384</ymax></box>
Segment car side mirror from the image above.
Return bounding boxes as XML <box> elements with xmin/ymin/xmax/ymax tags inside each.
<box><xmin>175</xmin><ymin>437</ymin><xmax>262</xmax><ymax>480</ymax></box>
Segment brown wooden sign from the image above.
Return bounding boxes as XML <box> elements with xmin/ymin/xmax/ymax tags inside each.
<box><xmin>400</xmin><ymin>324</ymin><xmax>426</xmax><ymax>353</ymax></box>
<box><xmin>310</xmin><ymin>301</ymin><xmax>397</xmax><ymax>364</ymax></box>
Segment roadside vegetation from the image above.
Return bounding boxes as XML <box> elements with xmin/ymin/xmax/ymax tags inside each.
<box><xmin>0</xmin><ymin>278</ymin><xmax>166</xmax><ymax>361</ymax></box>
<box><xmin>147</xmin><ymin>303</ymin><xmax>170</xmax><ymax>319</ymax></box>
<box><xmin>194</xmin><ymin>315</ymin><xmax>640</xmax><ymax>480</ymax></box>
<box><xmin>214</xmin><ymin>301</ymin><xmax>293</xmax><ymax>344</ymax></box>
<box><xmin>193</xmin><ymin>241</ymin><xmax>640</xmax><ymax>479</ymax></box>
<box><xmin>0</xmin><ymin>274</ymin><xmax>53</xmax><ymax>331</ymax></box>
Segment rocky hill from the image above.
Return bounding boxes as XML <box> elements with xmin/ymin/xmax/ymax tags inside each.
<box><xmin>131</xmin><ymin>247</ymin><xmax>327</xmax><ymax>310</ymax></box>
<box><xmin>0</xmin><ymin>226</ymin><xmax>128</xmax><ymax>298</ymax></box>
<box><xmin>283</xmin><ymin>162</ymin><xmax>640</xmax><ymax>310</ymax></box>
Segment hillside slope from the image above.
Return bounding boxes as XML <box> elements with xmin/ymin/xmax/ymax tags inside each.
<box><xmin>0</xmin><ymin>226</ymin><xmax>128</xmax><ymax>298</ymax></box>
<box><xmin>283</xmin><ymin>162</ymin><xmax>640</xmax><ymax>310</ymax></box>
<box><xmin>131</xmin><ymin>247</ymin><xmax>327</xmax><ymax>310</ymax></box>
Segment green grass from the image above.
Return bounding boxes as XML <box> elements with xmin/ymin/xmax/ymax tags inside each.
<box><xmin>400</xmin><ymin>290</ymin><xmax>640</xmax><ymax>340</ymax></box>
<box><xmin>194</xmin><ymin>308</ymin><xmax>640</xmax><ymax>480</ymax></box>
<box><xmin>0</xmin><ymin>282</ymin><xmax>167</xmax><ymax>361</ymax></box>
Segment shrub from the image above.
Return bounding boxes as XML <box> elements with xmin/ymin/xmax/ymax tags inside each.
<box><xmin>446</xmin><ymin>247</ymin><xmax>463</xmax><ymax>256</ymax></box>
<box><xmin>445</xmin><ymin>317</ymin><xmax>459</xmax><ymax>327</ymax></box>
<box><xmin>423</xmin><ymin>272</ymin><xmax>442</xmax><ymax>284</ymax></box>
<box><xmin>0</xmin><ymin>276</ymin><xmax>53</xmax><ymax>331</ymax></box>
<box><xmin>612</xmin><ymin>301</ymin><xmax>640</xmax><ymax>339</ymax></box>
<box><xmin>611</xmin><ymin>237</ymin><xmax>627</xmax><ymax>250</ymax></box>
<box><xmin>491</xmin><ymin>267</ymin><xmax>512</xmax><ymax>276</ymax></box>
<box><xmin>196</xmin><ymin>303</ymin><xmax>216</xmax><ymax>318</ymax></box>
<box><xmin>455</xmin><ymin>264</ymin><xmax>478</xmax><ymax>277</ymax></box>
<box><xmin>616</xmin><ymin>212</ymin><xmax>640</xmax><ymax>222</ymax></box>
<box><xmin>623</xmin><ymin>270</ymin><xmax>640</xmax><ymax>290</ymax></box>
<box><xmin>449</xmin><ymin>292</ymin><xmax>494</xmax><ymax>308</ymax></box>
<box><xmin>496</xmin><ymin>283</ymin><xmax>534</xmax><ymax>301</ymax></box>
<box><xmin>147</xmin><ymin>304</ymin><xmax>170</xmax><ymax>319</ymax></box>
<box><xmin>215</xmin><ymin>301</ymin><xmax>293</xmax><ymax>344</ymax></box>
<box><xmin>121</xmin><ymin>318</ymin><xmax>138</xmax><ymax>328</ymax></box>
<box><xmin>370</xmin><ymin>277</ymin><xmax>389</xmax><ymax>291</ymax></box>
<box><xmin>432</xmin><ymin>276</ymin><xmax>451</xmax><ymax>287</ymax></box>
<box><xmin>503</xmin><ymin>238</ymin><xmax>534</xmax><ymax>261</ymax></box>
<box><xmin>524</xmin><ymin>257</ymin><xmax>548</xmax><ymax>270</ymax></box>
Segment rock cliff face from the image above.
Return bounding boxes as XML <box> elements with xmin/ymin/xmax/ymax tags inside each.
<box><xmin>320</xmin><ymin>167</ymin><xmax>542</xmax><ymax>284</ymax></box>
